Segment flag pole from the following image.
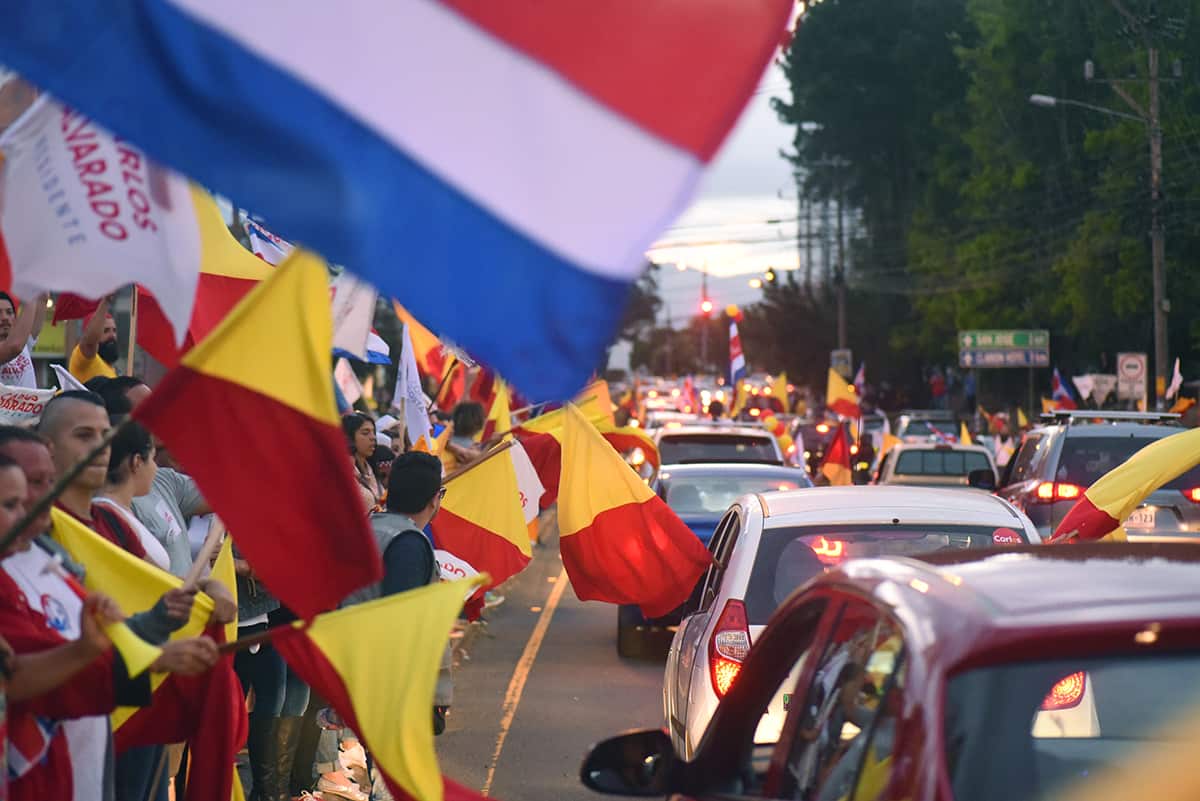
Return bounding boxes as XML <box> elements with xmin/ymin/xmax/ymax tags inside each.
<box><xmin>0</xmin><ymin>418</ymin><xmax>131</xmax><ymax>555</ymax></box>
<box><xmin>441</xmin><ymin>439</ymin><xmax>515</xmax><ymax>485</ymax></box>
<box><xmin>126</xmin><ymin>285</ymin><xmax>139</xmax><ymax>377</ymax></box>
<box><xmin>427</xmin><ymin>355</ymin><xmax>459</xmax><ymax>412</ymax></box>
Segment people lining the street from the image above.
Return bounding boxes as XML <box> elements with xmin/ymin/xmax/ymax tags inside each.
<box><xmin>92</xmin><ymin>420</ymin><xmax>171</xmax><ymax>572</ymax></box>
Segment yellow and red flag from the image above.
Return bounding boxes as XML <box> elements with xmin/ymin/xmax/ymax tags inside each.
<box><xmin>394</xmin><ymin>302</ymin><xmax>447</xmax><ymax>379</ymax></box>
<box><xmin>50</xmin><ymin>509</ymin><xmax>246</xmax><ymax>801</ymax></box>
<box><xmin>478</xmin><ymin>378</ymin><xmax>512</xmax><ymax>442</ymax></box>
<box><xmin>820</xmin><ymin>424</ymin><xmax>853</xmax><ymax>486</ymax></box>
<box><xmin>730</xmin><ymin>380</ymin><xmax>749</xmax><ymax>418</ymax></box>
<box><xmin>430</xmin><ymin>442</ymin><xmax>543</xmax><ymax>589</ymax></box>
<box><xmin>135</xmin><ymin>252</ymin><xmax>381</xmax><ymax>619</ymax></box>
<box><xmin>772</xmin><ymin>372</ymin><xmax>789</xmax><ymax>410</ymax></box>
<box><xmin>597</xmin><ymin>422</ymin><xmax>661</xmax><ymax>474</ymax></box>
<box><xmin>557</xmin><ymin>405</ymin><xmax>711</xmax><ymax>617</ymax></box>
<box><xmin>574</xmin><ymin>380</ymin><xmax>616</xmax><ymax>426</ymax></box>
<box><xmin>270</xmin><ymin>579</ymin><xmax>486</xmax><ymax>801</ymax></box>
<box><xmin>826</xmin><ymin>369</ymin><xmax>860</xmax><ymax>419</ymax></box>
<box><xmin>1051</xmin><ymin>427</ymin><xmax>1200</xmax><ymax>542</ymax></box>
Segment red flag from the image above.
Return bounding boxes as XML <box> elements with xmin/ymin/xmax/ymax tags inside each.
<box><xmin>820</xmin><ymin>425</ymin><xmax>853</xmax><ymax>486</ymax></box>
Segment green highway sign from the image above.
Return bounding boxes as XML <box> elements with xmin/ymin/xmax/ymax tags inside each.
<box><xmin>959</xmin><ymin>330</ymin><xmax>1049</xmax><ymax>350</ymax></box>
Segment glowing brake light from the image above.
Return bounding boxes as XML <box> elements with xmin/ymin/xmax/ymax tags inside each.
<box><xmin>811</xmin><ymin>536</ymin><xmax>845</xmax><ymax>563</ymax></box>
<box><xmin>816</xmin><ymin>423</ymin><xmax>831</xmax><ymax>434</ymax></box>
<box><xmin>1034</xmin><ymin>482</ymin><xmax>1084</xmax><ymax>503</ymax></box>
<box><xmin>749</xmin><ymin>408</ymin><xmax>761</xmax><ymax>417</ymax></box>
<box><xmin>1040</xmin><ymin>672</ymin><xmax>1086</xmax><ymax>710</ymax></box>
<box><xmin>709</xmin><ymin>600</ymin><xmax>750</xmax><ymax>698</ymax></box>
<box><xmin>1184</xmin><ymin>487</ymin><xmax>1200</xmax><ymax>503</ymax></box>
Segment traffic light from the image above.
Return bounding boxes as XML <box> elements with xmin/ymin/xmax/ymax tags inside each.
<box><xmin>700</xmin><ymin>298</ymin><xmax>714</xmax><ymax>314</ymax></box>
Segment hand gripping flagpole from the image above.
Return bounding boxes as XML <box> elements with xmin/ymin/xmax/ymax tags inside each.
<box><xmin>0</xmin><ymin>417</ymin><xmax>131</xmax><ymax>555</ymax></box>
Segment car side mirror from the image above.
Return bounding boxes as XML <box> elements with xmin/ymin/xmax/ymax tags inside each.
<box><xmin>967</xmin><ymin>468</ymin><xmax>997</xmax><ymax>491</ymax></box>
<box><xmin>580</xmin><ymin>729</ymin><xmax>678</xmax><ymax>796</ymax></box>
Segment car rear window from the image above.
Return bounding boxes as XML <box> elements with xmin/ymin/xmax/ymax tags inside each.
<box><xmin>944</xmin><ymin>653</ymin><xmax>1200</xmax><ymax>801</ymax></box>
<box><xmin>895</xmin><ymin>449</ymin><xmax>991</xmax><ymax>477</ymax></box>
<box><xmin>664</xmin><ymin>474</ymin><xmax>808</xmax><ymax>515</ymax></box>
<box><xmin>658</xmin><ymin>434</ymin><xmax>780</xmax><ymax>465</ymax></box>
<box><xmin>743</xmin><ymin>524</ymin><xmax>1023</xmax><ymax>624</ymax></box>
<box><xmin>1057</xmin><ymin>435</ymin><xmax>1200</xmax><ymax>489</ymax></box>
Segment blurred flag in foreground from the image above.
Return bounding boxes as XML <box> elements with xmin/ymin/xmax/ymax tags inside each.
<box><xmin>0</xmin><ymin>97</ymin><xmax>199</xmax><ymax>343</ymax></box>
<box><xmin>135</xmin><ymin>253</ymin><xmax>381</xmax><ymax>618</ymax></box>
<box><xmin>557</xmin><ymin>405</ymin><xmax>711</xmax><ymax>617</ymax></box>
<box><xmin>271</xmin><ymin>579</ymin><xmax>485</xmax><ymax>801</ymax></box>
<box><xmin>1051</xmin><ymin>427</ymin><xmax>1200</xmax><ymax>543</ymax></box>
<box><xmin>0</xmin><ymin>1</ymin><xmax>791</xmax><ymax>400</ymax></box>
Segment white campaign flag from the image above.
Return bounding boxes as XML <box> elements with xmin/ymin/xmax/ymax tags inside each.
<box><xmin>245</xmin><ymin>218</ymin><xmax>293</xmax><ymax>265</ymax></box>
<box><xmin>50</xmin><ymin>364</ymin><xmax>86</xmax><ymax>392</ymax></box>
<box><xmin>396</xmin><ymin>323</ymin><xmax>432</xmax><ymax>446</ymax></box>
<box><xmin>329</xmin><ymin>271</ymin><xmax>377</xmax><ymax>360</ymax></box>
<box><xmin>0</xmin><ymin>97</ymin><xmax>200</xmax><ymax>344</ymax></box>
<box><xmin>1167</xmin><ymin>358</ymin><xmax>1184</xmax><ymax>400</ymax></box>
<box><xmin>510</xmin><ymin>441</ymin><xmax>546</xmax><ymax>527</ymax></box>
<box><xmin>0</xmin><ymin>384</ymin><xmax>55</xmax><ymax>426</ymax></box>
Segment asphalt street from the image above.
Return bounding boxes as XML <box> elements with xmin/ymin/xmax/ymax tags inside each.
<box><xmin>438</xmin><ymin>511</ymin><xmax>666</xmax><ymax>801</ymax></box>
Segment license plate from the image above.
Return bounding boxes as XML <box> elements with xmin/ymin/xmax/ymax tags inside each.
<box><xmin>1125</xmin><ymin>507</ymin><xmax>1156</xmax><ymax>529</ymax></box>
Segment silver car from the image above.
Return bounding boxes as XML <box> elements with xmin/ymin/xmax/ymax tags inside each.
<box><xmin>662</xmin><ymin>485</ymin><xmax>1041</xmax><ymax>758</ymax></box>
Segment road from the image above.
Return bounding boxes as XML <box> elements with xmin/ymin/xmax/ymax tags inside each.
<box><xmin>438</xmin><ymin>512</ymin><xmax>666</xmax><ymax>801</ymax></box>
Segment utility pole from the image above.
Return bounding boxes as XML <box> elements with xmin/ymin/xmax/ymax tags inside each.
<box><xmin>835</xmin><ymin>172</ymin><xmax>847</xmax><ymax>350</ymax></box>
<box><xmin>1098</xmin><ymin>0</ymin><xmax>1180</xmax><ymax>407</ymax></box>
<box><xmin>804</xmin><ymin>196</ymin><xmax>814</xmax><ymax>296</ymax></box>
<box><xmin>700</xmin><ymin>269</ymin><xmax>708</xmax><ymax>370</ymax></box>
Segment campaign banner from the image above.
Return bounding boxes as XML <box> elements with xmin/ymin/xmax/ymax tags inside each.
<box><xmin>0</xmin><ymin>96</ymin><xmax>200</xmax><ymax>343</ymax></box>
<box><xmin>0</xmin><ymin>384</ymin><xmax>55</xmax><ymax>426</ymax></box>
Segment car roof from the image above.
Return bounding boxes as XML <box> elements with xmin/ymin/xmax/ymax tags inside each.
<box><xmin>756</xmin><ymin>485</ymin><xmax>1024</xmax><ymax>527</ymax></box>
<box><xmin>811</xmin><ymin>543</ymin><xmax>1200</xmax><ymax>633</ymax></box>
<box><xmin>1029</xmin><ymin>421</ymin><xmax>1186</xmax><ymax>439</ymax></box>
<box><xmin>658</xmin><ymin>463</ymin><xmax>806</xmax><ymax>479</ymax></box>
<box><xmin>657</xmin><ymin>425</ymin><xmax>773</xmax><ymax>438</ymax></box>
<box><xmin>889</xmin><ymin>443</ymin><xmax>993</xmax><ymax>455</ymax></box>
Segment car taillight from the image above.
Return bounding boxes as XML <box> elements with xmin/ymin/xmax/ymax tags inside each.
<box><xmin>1040</xmin><ymin>672</ymin><xmax>1086</xmax><ymax>710</ymax></box>
<box><xmin>1034</xmin><ymin>481</ymin><xmax>1084</xmax><ymax>503</ymax></box>
<box><xmin>811</xmin><ymin>536</ymin><xmax>845</xmax><ymax>563</ymax></box>
<box><xmin>709</xmin><ymin>600</ymin><xmax>750</xmax><ymax>698</ymax></box>
<box><xmin>1184</xmin><ymin>488</ymin><xmax>1200</xmax><ymax>504</ymax></box>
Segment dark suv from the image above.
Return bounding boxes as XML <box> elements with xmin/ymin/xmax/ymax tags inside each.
<box><xmin>997</xmin><ymin>410</ymin><xmax>1200</xmax><ymax>540</ymax></box>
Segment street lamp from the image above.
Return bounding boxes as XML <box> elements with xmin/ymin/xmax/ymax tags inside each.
<box><xmin>1029</xmin><ymin>90</ymin><xmax>1166</xmax><ymax>407</ymax></box>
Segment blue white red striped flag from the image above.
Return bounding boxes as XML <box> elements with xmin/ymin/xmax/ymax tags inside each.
<box><xmin>729</xmin><ymin>322</ymin><xmax>747</xmax><ymax>386</ymax></box>
<box><xmin>1052</xmin><ymin>367</ymin><xmax>1078</xmax><ymax>409</ymax></box>
<box><xmin>0</xmin><ymin>1</ymin><xmax>791</xmax><ymax>400</ymax></box>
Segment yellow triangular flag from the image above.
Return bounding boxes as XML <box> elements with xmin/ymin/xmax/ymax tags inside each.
<box><xmin>1017</xmin><ymin>407</ymin><xmax>1029</xmax><ymax>428</ymax></box>
<box><xmin>959</xmin><ymin>421</ymin><xmax>973</xmax><ymax>446</ymax></box>
<box><xmin>210</xmin><ymin>533</ymin><xmax>238</xmax><ymax>645</ymax></box>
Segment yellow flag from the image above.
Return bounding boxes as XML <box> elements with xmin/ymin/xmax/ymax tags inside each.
<box><xmin>772</xmin><ymin>373</ymin><xmax>789</xmax><ymax>409</ymax></box>
<box><xmin>731</xmin><ymin>380</ymin><xmax>749</xmax><ymax>418</ymax></box>
<box><xmin>959</xmin><ymin>421</ymin><xmax>973</xmax><ymax>446</ymax></box>
<box><xmin>48</xmin><ymin>509</ymin><xmax>216</xmax><ymax>726</ymax></box>
<box><xmin>1017</xmin><ymin>407</ymin><xmax>1029</xmax><ymax>428</ymax></box>
<box><xmin>573</xmin><ymin>380</ymin><xmax>616</xmax><ymax>426</ymax></box>
<box><xmin>210</xmin><ymin>533</ymin><xmax>238</xmax><ymax>645</ymax></box>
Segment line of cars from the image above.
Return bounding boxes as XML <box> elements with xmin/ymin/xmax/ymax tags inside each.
<box><xmin>585</xmin><ymin>406</ymin><xmax>1200</xmax><ymax>801</ymax></box>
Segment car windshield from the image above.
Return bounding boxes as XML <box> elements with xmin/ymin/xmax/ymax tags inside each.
<box><xmin>663</xmin><ymin>474</ymin><xmax>807</xmax><ymax>516</ymax></box>
<box><xmin>944</xmin><ymin>653</ymin><xmax>1200</xmax><ymax>801</ymax></box>
<box><xmin>895</xmin><ymin>449</ymin><xmax>991</xmax><ymax>477</ymax></box>
<box><xmin>658</xmin><ymin>434</ymin><xmax>779</xmax><ymax>465</ymax></box>
<box><xmin>744</xmin><ymin>524</ymin><xmax>1022</xmax><ymax>624</ymax></box>
<box><xmin>1057</xmin><ymin>436</ymin><xmax>1200</xmax><ymax>489</ymax></box>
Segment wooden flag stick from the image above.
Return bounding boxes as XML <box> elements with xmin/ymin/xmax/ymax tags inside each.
<box><xmin>126</xmin><ymin>286</ymin><xmax>139</xmax><ymax>377</ymax></box>
<box><xmin>182</xmin><ymin>517</ymin><xmax>226</xmax><ymax>590</ymax></box>
<box><xmin>441</xmin><ymin>439</ymin><xmax>515</xmax><ymax>486</ymax></box>
<box><xmin>218</xmin><ymin>624</ymin><xmax>277</xmax><ymax>655</ymax></box>
<box><xmin>0</xmin><ymin>418</ymin><xmax>131</xmax><ymax>555</ymax></box>
<box><xmin>427</xmin><ymin>356</ymin><xmax>459</xmax><ymax>412</ymax></box>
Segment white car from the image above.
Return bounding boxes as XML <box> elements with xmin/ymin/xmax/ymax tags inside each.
<box><xmin>653</xmin><ymin>424</ymin><xmax>786</xmax><ymax>467</ymax></box>
<box><xmin>874</xmin><ymin>442</ymin><xmax>998</xmax><ymax>488</ymax></box>
<box><xmin>662</xmin><ymin>485</ymin><xmax>1041</xmax><ymax>758</ymax></box>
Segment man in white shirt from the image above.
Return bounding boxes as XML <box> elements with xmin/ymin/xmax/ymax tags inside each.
<box><xmin>0</xmin><ymin>291</ymin><xmax>48</xmax><ymax>388</ymax></box>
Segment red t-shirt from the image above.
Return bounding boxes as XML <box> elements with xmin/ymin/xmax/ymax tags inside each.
<box><xmin>53</xmin><ymin>501</ymin><xmax>148</xmax><ymax>561</ymax></box>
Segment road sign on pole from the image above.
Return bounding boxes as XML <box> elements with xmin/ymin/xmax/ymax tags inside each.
<box><xmin>958</xmin><ymin>330</ymin><xmax>1050</xmax><ymax>369</ymax></box>
<box><xmin>1117</xmin><ymin>352</ymin><xmax>1147</xmax><ymax>401</ymax></box>
<box><xmin>830</xmin><ymin>349</ymin><xmax>852</xmax><ymax>380</ymax></box>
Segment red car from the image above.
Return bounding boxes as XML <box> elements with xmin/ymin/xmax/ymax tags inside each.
<box><xmin>582</xmin><ymin>543</ymin><xmax>1200</xmax><ymax>801</ymax></box>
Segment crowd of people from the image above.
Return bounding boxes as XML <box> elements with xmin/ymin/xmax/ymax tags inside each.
<box><xmin>0</xmin><ymin>299</ymin><xmax>495</xmax><ymax>800</ymax></box>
